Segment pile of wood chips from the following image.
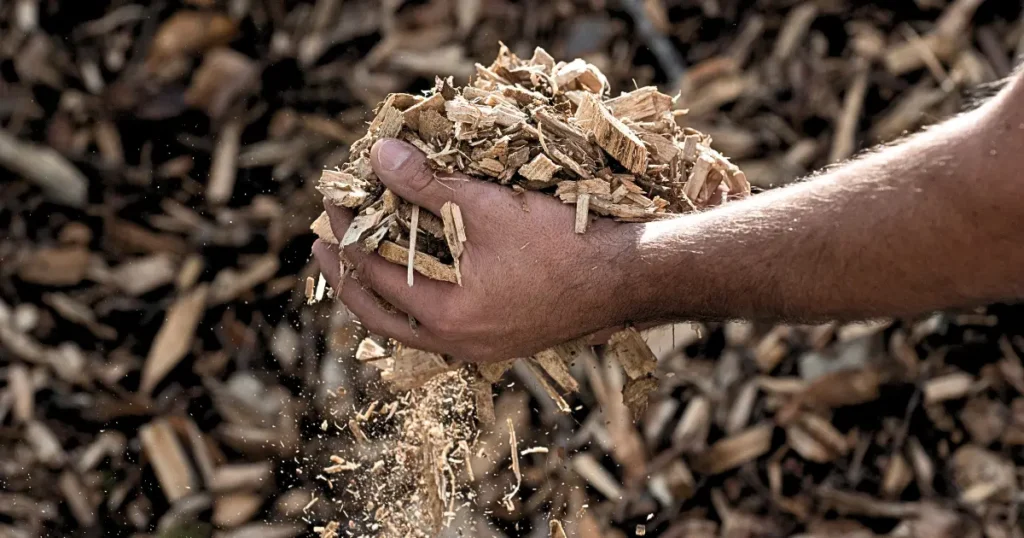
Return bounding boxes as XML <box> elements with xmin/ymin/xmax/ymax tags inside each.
<box><xmin>306</xmin><ymin>45</ymin><xmax>754</xmax><ymax>536</ymax></box>
<box><xmin>308</xmin><ymin>44</ymin><xmax>750</xmax><ymax>419</ymax></box>
<box><xmin>5</xmin><ymin>0</ymin><xmax>1024</xmax><ymax>537</ymax></box>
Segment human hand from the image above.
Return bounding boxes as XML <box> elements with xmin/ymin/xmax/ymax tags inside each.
<box><xmin>312</xmin><ymin>138</ymin><xmax>643</xmax><ymax>362</ymax></box>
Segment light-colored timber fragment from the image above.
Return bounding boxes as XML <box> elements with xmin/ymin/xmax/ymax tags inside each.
<box><xmin>606</xmin><ymin>328</ymin><xmax>658</xmax><ymax>379</ymax></box>
<box><xmin>692</xmin><ymin>424</ymin><xmax>775</xmax><ymax>475</ymax></box>
<box><xmin>403</xmin><ymin>93</ymin><xmax>445</xmax><ymax>131</ymax></box>
<box><xmin>341</xmin><ymin>212</ymin><xmax>383</xmax><ymax>248</ymax></box>
<box><xmin>518</xmin><ymin>153</ymin><xmax>561</xmax><ymax>182</ymax></box>
<box><xmin>575</xmin><ymin>193</ymin><xmax>591</xmax><ymax>234</ymax></box>
<box><xmin>606</xmin><ymin>87</ymin><xmax>674</xmax><ymax>121</ymax></box>
<box><xmin>531</xmin><ymin>349</ymin><xmax>580</xmax><ymax>393</ymax></box>
<box><xmin>684</xmin><ymin>154</ymin><xmax>714</xmax><ymax>202</ymax></box>
<box><xmin>319</xmin><ymin>169</ymin><xmax>370</xmax><ymax>208</ymax></box>
<box><xmin>574</xmin><ymin>93</ymin><xmax>648</xmax><ymax>174</ymax></box>
<box><xmin>407</xmin><ymin>205</ymin><xmax>419</xmax><ymax>286</ymax></box>
<box><xmin>440</xmin><ymin>201</ymin><xmax>466</xmax><ymax>259</ymax></box>
<box><xmin>310</xmin><ymin>211</ymin><xmax>337</xmax><ymax>245</ymax></box>
<box><xmin>378</xmin><ymin>241</ymin><xmax>459</xmax><ymax>284</ymax></box>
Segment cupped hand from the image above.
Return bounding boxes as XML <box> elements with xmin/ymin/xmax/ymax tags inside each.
<box><xmin>312</xmin><ymin>138</ymin><xmax>642</xmax><ymax>362</ymax></box>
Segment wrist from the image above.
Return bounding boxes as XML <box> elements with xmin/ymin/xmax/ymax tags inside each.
<box><xmin>595</xmin><ymin>218</ymin><xmax>684</xmax><ymax>327</ymax></box>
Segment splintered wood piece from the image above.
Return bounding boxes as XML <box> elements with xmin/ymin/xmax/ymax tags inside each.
<box><xmin>692</xmin><ymin>424</ymin><xmax>774</xmax><ymax>475</ymax></box>
<box><xmin>18</xmin><ymin>246</ymin><xmax>90</xmax><ymax>286</ymax></box>
<box><xmin>554</xmin><ymin>58</ymin><xmax>590</xmax><ymax>88</ymax></box>
<box><xmin>368</xmin><ymin>99</ymin><xmax>404</xmax><ymax>140</ymax></box>
<box><xmin>574</xmin><ymin>94</ymin><xmax>648</xmax><ymax>174</ymax></box>
<box><xmin>787</xmin><ymin>423</ymin><xmax>834</xmax><ymax>463</ymax></box>
<box><xmin>403</xmin><ymin>93</ymin><xmax>445</xmax><ymax>131</ymax></box>
<box><xmin>924</xmin><ymin>372</ymin><xmax>974</xmax><ymax>404</ymax></box>
<box><xmin>210</xmin><ymin>255</ymin><xmax>280</xmax><ymax>305</ymax></box>
<box><xmin>139</xmin><ymin>418</ymin><xmax>197</xmax><ymax>503</ymax></box>
<box><xmin>622</xmin><ymin>376</ymin><xmax>658</xmax><ymax>422</ymax></box>
<box><xmin>531</xmin><ymin>349</ymin><xmax>579</xmax><ymax>393</ymax></box>
<box><xmin>407</xmin><ymin>205</ymin><xmax>419</xmax><ymax>287</ymax></box>
<box><xmin>502</xmin><ymin>416</ymin><xmax>522</xmax><ymax>511</ymax></box>
<box><xmin>606</xmin><ymin>328</ymin><xmax>657</xmax><ymax>379</ymax></box>
<box><xmin>59</xmin><ymin>470</ymin><xmax>97</xmax><ymax>527</ymax></box>
<box><xmin>606</xmin><ymin>87</ymin><xmax>674</xmax><ymax>121</ymax></box>
<box><xmin>518</xmin><ymin>153</ymin><xmax>561</xmax><ymax>182</ymax></box>
<box><xmin>672</xmin><ymin>396</ymin><xmax>712</xmax><ymax>452</ymax></box>
<box><xmin>141</xmin><ymin>284</ymin><xmax>209</xmax><ymax>395</ymax></box>
<box><xmin>9</xmin><ymin>364</ymin><xmax>33</xmax><ymax>423</ymax></box>
<box><xmin>571</xmin><ymin>453</ymin><xmax>623</xmax><ymax>500</ymax></box>
<box><xmin>681</xmin><ymin>135</ymin><xmax>701</xmax><ymax>161</ymax></box>
<box><xmin>381</xmin><ymin>346</ymin><xmax>455</xmax><ymax>390</ymax></box>
<box><xmin>208</xmin><ymin>117</ymin><xmax>242</xmax><ymax>205</ymax></box>
<box><xmin>319</xmin><ymin>169</ymin><xmax>370</xmax><ymax>208</ymax></box>
<box><xmin>355</xmin><ymin>338</ymin><xmax>388</xmax><ymax>362</ymax></box>
<box><xmin>575</xmin><ymin>193</ymin><xmax>591</xmax><ymax>234</ymax></box>
<box><xmin>523</xmin><ymin>359</ymin><xmax>571</xmax><ymax>414</ymax></box>
<box><xmin>377</xmin><ymin>241</ymin><xmax>458</xmax><ymax>284</ymax></box>
<box><xmin>340</xmin><ymin>212</ymin><xmax>383</xmax><ymax>248</ymax></box>
<box><xmin>476</xmin><ymin>359</ymin><xmax>515</xmax><ymax>384</ymax></box>
<box><xmin>445</xmin><ymin>98</ymin><xmax>497</xmax><ymax>129</ymax></box>
<box><xmin>684</xmin><ymin>154</ymin><xmax>714</xmax><ymax>201</ymax></box>
<box><xmin>549</xmin><ymin>520</ymin><xmax>568</xmax><ymax>538</ymax></box>
<box><xmin>530</xmin><ymin>47</ymin><xmax>556</xmax><ymax>70</ymax></box>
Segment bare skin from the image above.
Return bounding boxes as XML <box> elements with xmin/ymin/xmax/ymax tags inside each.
<box><xmin>313</xmin><ymin>71</ymin><xmax>1024</xmax><ymax>363</ymax></box>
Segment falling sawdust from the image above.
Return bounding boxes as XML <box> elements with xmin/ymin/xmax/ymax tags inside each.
<box><xmin>317</xmin><ymin>370</ymin><xmax>479</xmax><ymax>537</ymax></box>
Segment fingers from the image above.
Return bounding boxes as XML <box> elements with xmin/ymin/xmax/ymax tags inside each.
<box><xmin>371</xmin><ymin>138</ymin><xmax>468</xmax><ymax>215</ymax></box>
<box><xmin>312</xmin><ymin>239</ymin><xmax>343</xmax><ymax>289</ymax></box>
<box><xmin>337</xmin><ymin>271</ymin><xmax>440</xmax><ymax>350</ymax></box>
<box><xmin>324</xmin><ymin>199</ymin><xmax>354</xmax><ymax>243</ymax></box>
<box><xmin>341</xmin><ymin>241</ymin><xmax>451</xmax><ymax>320</ymax></box>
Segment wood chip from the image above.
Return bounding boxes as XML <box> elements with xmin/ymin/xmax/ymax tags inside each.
<box><xmin>377</xmin><ymin>241</ymin><xmax>459</xmax><ymax>284</ymax></box>
<box><xmin>574</xmin><ymin>93</ymin><xmax>648</xmax><ymax>174</ymax></box>
<box><xmin>139</xmin><ymin>418</ymin><xmax>197</xmax><ymax>502</ymax></box>
<box><xmin>140</xmin><ymin>284</ymin><xmax>209</xmax><ymax>394</ymax></box>
<box><xmin>692</xmin><ymin>424</ymin><xmax>774</xmax><ymax>475</ymax></box>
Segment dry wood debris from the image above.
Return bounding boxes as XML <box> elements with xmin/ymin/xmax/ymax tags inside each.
<box><xmin>3</xmin><ymin>1</ymin><xmax>1024</xmax><ymax>538</ymax></box>
<box><xmin>310</xmin><ymin>45</ymin><xmax>749</xmax><ymax>435</ymax></box>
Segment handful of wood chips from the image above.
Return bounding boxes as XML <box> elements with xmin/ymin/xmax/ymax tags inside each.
<box><xmin>309</xmin><ymin>45</ymin><xmax>750</xmax><ymax>422</ymax></box>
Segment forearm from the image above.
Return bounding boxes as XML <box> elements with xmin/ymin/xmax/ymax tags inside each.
<box><xmin>617</xmin><ymin>75</ymin><xmax>1024</xmax><ymax>325</ymax></box>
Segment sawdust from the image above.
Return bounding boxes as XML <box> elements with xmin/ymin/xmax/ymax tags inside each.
<box><xmin>317</xmin><ymin>370</ymin><xmax>479</xmax><ymax>537</ymax></box>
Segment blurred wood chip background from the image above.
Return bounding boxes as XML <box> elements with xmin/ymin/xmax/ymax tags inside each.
<box><xmin>1</xmin><ymin>0</ymin><xmax>1023</xmax><ymax>537</ymax></box>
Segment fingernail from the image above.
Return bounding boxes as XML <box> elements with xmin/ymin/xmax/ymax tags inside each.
<box><xmin>378</xmin><ymin>139</ymin><xmax>412</xmax><ymax>171</ymax></box>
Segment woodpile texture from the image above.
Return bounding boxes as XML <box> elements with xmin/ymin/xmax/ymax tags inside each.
<box><xmin>1</xmin><ymin>1</ymin><xmax>1024</xmax><ymax>538</ymax></box>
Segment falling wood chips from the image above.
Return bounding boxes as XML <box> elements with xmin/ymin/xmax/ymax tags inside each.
<box><xmin>310</xmin><ymin>45</ymin><xmax>749</xmax><ymax>424</ymax></box>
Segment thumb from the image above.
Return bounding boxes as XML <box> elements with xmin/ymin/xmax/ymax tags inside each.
<box><xmin>371</xmin><ymin>138</ymin><xmax>463</xmax><ymax>215</ymax></box>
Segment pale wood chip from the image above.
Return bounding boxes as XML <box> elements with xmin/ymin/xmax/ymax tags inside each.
<box><xmin>377</xmin><ymin>241</ymin><xmax>458</xmax><ymax>284</ymax></box>
<box><xmin>531</xmin><ymin>349</ymin><xmax>579</xmax><ymax>392</ymax></box>
<box><xmin>502</xmin><ymin>417</ymin><xmax>521</xmax><ymax>511</ymax></box>
<box><xmin>407</xmin><ymin>205</ymin><xmax>419</xmax><ymax>287</ymax></box>
<box><xmin>606</xmin><ymin>328</ymin><xmax>658</xmax><ymax>379</ymax></box>
<box><xmin>403</xmin><ymin>93</ymin><xmax>445</xmax><ymax>131</ymax></box>
<box><xmin>692</xmin><ymin>424</ymin><xmax>774</xmax><ymax>475</ymax></box>
<box><xmin>318</xmin><ymin>169</ymin><xmax>370</xmax><ymax>209</ymax></box>
<box><xmin>606</xmin><ymin>86</ymin><xmax>675</xmax><ymax>121</ymax></box>
<box><xmin>140</xmin><ymin>418</ymin><xmax>197</xmax><ymax>502</ymax></box>
<box><xmin>574</xmin><ymin>93</ymin><xmax>648</xmax><ymax>174</ymax></box>
<box><xmin>381</xmin><ymin>346</ymin><xmax>456</xmax><ymax>390</ymax></box>
<box><xmin>355</xmin><ymin>338</ymin><xmax>388</xmax><ymax>362</ymax></box>
<box><xmin>518</xmin><ymin>153</ymin><xmax>561</xmax><ymax>183</ymax></box>
<box><xmin>549</xmin><ymin>520</ymin><xmax>568</xmax><ymax>538</ymax></box>
<box><xmin>523</xmin><ymin>359</ymin><xmax>571</xmax><ymax>414</ymax></box>
<box><xmin>683</xmin><ymin>154</ymin><xmax>714</xmax><ymax>202</ymax></box>
<box><xmin>141</xmin><ymin>284</ymin><xmax>209</xmax><ymax>394</ymax></box>
<box><xmin>574</xmin><ymin>193</ymin><xmax>591</xmax><ymax>234</ymax></box>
